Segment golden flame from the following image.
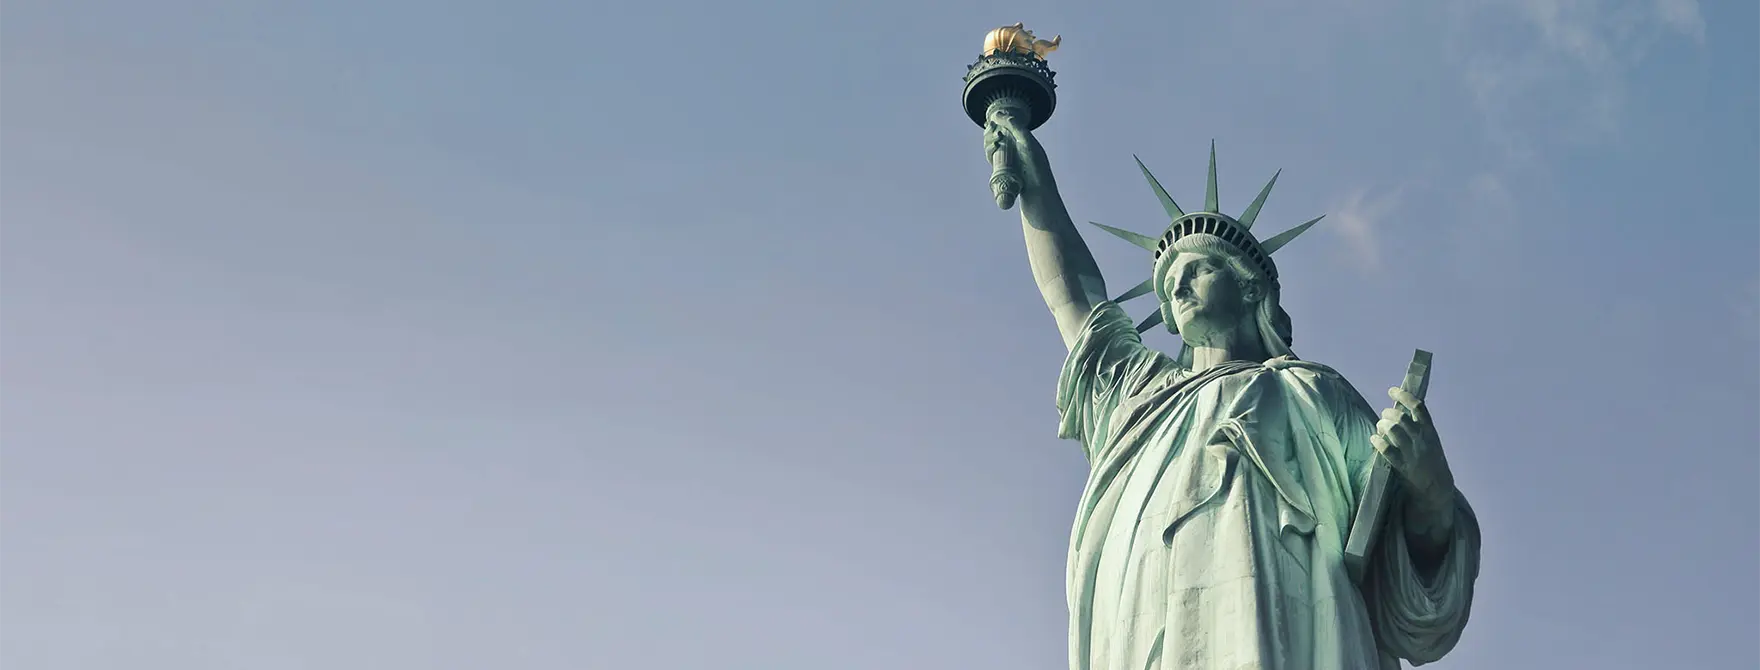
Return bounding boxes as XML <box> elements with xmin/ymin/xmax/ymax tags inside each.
<box><xmin>982</xmin><ymin>22</ymin><xmax>1061</xmax><ymax>59</ymax></box>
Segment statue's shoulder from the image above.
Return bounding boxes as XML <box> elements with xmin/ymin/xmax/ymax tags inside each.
<box><xmin>1261</xmin><ymin>356</ymin><xmax>1344</xmax><ymax>379</ymax></box>
<box><xmin>1261</xmin><ymin>357</ymin><xmax>1368</xmax><ymax>401</ymax></box>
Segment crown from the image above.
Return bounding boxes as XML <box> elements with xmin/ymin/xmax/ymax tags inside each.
<box><xmin>1089</xmin><ymin>142</ymin><xmax>1325</xmax><ymax>333</ymax></box>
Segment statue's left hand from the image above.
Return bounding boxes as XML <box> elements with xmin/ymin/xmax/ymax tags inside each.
<box><xmin>1372</xmin><ymin>387</ymin><xmax>1458</xmax><ymax>509</ymax></box>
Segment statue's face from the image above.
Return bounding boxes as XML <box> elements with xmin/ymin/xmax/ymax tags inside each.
<box><xmin>1164</xmin><ymin>252</ymin><xmax>1257</xmax><ymax>343</ymax></box>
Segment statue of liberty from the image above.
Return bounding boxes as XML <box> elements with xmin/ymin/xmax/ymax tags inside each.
<box><xmin>968</xmin><ymin>27</ymin><xmax>1482</xmax><ymax>670</ymax></box>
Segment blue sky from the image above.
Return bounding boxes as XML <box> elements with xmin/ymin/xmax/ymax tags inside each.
<box><xmin>3</xmin><ymin>1</ymin><xmax>1754</xmax><ymax>668</ymax></box>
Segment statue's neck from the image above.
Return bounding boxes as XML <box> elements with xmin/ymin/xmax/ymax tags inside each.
<box><xmin>1185</xmin><ymin>325</ymin><xmax>1270</xmax><ymax>375</ymax></box>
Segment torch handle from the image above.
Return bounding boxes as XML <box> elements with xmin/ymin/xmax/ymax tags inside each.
<box><xmin>991</xmin><ymin>148</ymin><xmax>1021</xmax><ymax>209</ymax></box>
<box><xmin>986</xmin><ymin>95</ymin><xmax>1026</xmax><ymax>210</ymax></box>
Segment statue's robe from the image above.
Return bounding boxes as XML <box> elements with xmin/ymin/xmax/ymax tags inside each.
<box><xmin>1057</xmin><ymin>302</ymin><xmax>1480</xmax><ymax>670</ymax></box>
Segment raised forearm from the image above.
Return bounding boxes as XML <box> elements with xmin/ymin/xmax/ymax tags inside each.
<box><xmin>981</xmin><ymin>104</ymin><xmax>1107</xmax><ymax>348</ymax></box>
<box><xmin>1019</xmin><ymin>181</ymin><xmax>1107</xmax><ymax>349</ymax></box>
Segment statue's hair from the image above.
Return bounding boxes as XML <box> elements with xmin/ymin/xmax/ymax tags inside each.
<box><xmin>1156</xmin><ymin>233</ymin><xmax>1295</xmax><ymax>364</ymax></box>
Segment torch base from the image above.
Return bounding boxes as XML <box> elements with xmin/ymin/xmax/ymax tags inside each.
<box><xmin>962</xmin><ymin>52</ymin><xmax>1058</xmax><ymax>129</ymax></box>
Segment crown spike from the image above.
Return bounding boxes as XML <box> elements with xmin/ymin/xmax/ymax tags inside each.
<box><xmin>1135</xmin><ymin>310</ymin><xmax>1165</xmax><ymax>334</ymax></box>
<box><xmin>1204</xmin><ymin>140</ymin><xmax>1219</xmax><ymax>213</ymax></box>
<box><xmin>1088</xmin><ymin>222</ymin><xmax>1160</xmax><ymax>251</ymax></box>
<box><xmin>1112</xmin><ymin>278</ymin><xmax>1155</xmax><ymax>303</ymax></box>
<box><xmin>1133</xmin><ymin>155</ymin><xmax>1186</xmax><ymax>220</ymax></box>
<box><xmin>1237</xmin><ymin>170</ymin><xmax>1281</xmax><ymax>230</ymax></box>
<box><xmin>1260</xmin><ymin>215</ymin><xmax>1325</xmax><ymax>254</ymax></box>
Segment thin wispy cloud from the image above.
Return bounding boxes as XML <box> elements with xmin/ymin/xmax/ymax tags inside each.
<box><xmin>1425</xmin><ymin>0</ymin><xmax>1712</xmax><ymax>276</ymax></box>
<box><xmin>1655</xmin><ymin>0</ymin><xmax>1708</xmax><ymax>44</ymax></box>
<box><xmin>1328</xmin><ymin>186</ymin><xmax>1405</xmax><ymax>272</ymax></box>
<box><xmin>1448</xmin><ymin>0</ymin><xmax>1707</xmax><ymax>156</ymax></box>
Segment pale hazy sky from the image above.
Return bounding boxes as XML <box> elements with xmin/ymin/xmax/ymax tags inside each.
<box><xmin>3</xmin><ymin>1</ymin><xmax>1756</xmax><ymax>668</ymax></box>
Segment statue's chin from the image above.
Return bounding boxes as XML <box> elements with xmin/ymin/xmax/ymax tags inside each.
<box><xmin>1173</xmin><ymin>313</ymin><xmax>1210</xmax><ymax>337</ymax></box>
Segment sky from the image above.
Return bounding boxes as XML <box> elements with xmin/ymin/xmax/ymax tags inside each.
<box><xmin>2</xmin><ymin>1</ymin><xmax>1755</xmax><ymax>668</ymax></box>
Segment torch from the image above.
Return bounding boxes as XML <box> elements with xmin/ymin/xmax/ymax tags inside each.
<box><xmin>962</xmin><ymin>23</ymin><xmax>1061</xmax><ymax>210</ymax></box>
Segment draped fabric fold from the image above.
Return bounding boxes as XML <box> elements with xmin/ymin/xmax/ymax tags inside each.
<box><xmin>1366</xmin><ymin>494</ymin><xmax>1482</xmax><ymax>667</ymax></box>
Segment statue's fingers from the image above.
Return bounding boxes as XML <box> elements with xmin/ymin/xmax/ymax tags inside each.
<box><xmin>987</xmin><ymin>107</ymin><xmax>1029</xmax><ymax>137</ymax></box>
<box><xmin>1375</xmin><ymin>417</ymin><xmax>1398</xmax><ymax>436</ymax></box>
<box><xmin>1388</xmin><ymin>387</ymin><xmax>1426</xmax><ymax>418</ymax></box>
<box><xmin>1371</xmin><ymin>434</ymin><xmax>1400</xmax><ymax>462</ymax></box>
<box><xmin>995</xmin><ymin>122</ymin><xmax>1025</xmax><ymax>145</ymax></box>
<box><xmin>983</xmin><ymin>135</ymin><xmax>1006</xmax><ymax>158</ymax></box>
<box><xmin>984</xmin><ymin>126</ymin><xmax>1006</xmax><ymax>146</ymax></box>
<box><xmin>1380</xmin><ymin>407</ymin><xmax>1404</xmax><ymax>423</ymax></box>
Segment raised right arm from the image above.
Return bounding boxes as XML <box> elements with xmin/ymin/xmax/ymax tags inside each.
<box><xmin>984</xmin><ymin>103</ymin><xmax>1107</xmax><ymax>350</ymax></box>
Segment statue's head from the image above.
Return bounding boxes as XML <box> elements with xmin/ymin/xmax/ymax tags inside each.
<box><xmin>1161</xmin><ymin>234</ymin><xmax>1270</xmax><ymax>339</ymax></box>
<box><xmin>1156</xmin><ymin>227</ymin><xmax>1293</xmax><ymax>362</ymax></box>
<box><xmin>1088</xmin><ymin>143</ymin><xmax>1323</xmax><ymax>363</ymax></box>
